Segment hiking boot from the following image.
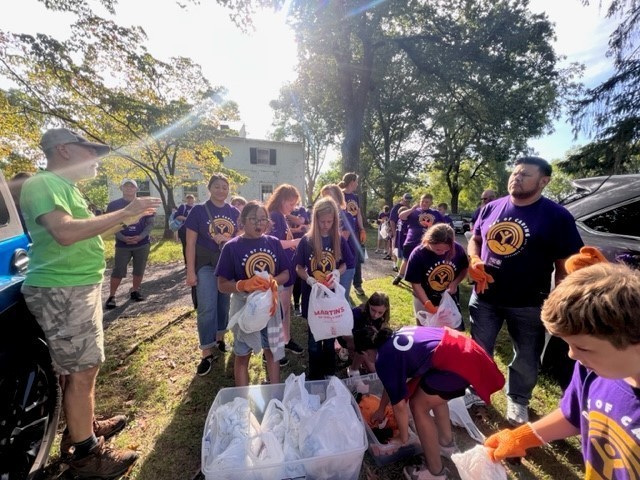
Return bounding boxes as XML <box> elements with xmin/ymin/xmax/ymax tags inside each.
<box><xmin>403</xmin><ymin>465</ymin><xmax>449</xmax><ymax>480</ymax></box>
<box><xmin>105</xmin><ymin>296</ymin><xmax>116</xmax><ymax>310</ymax></box>
<box><xmin>196</xmin><ymin>354</ymin><xmax>217</xmax><ymax>376</ymax></box>
<box><xmin>354</xmin><ymin>286</ymin><xmax>365</xmax><ymax>296</ymax></box>
<box><xmin>130</xmin><ymin>290</ymin><xmax>144</xmax><ymax>302</ymax></box>
<box><xmin>506</xmin><ymin>398</ymin><xmax>529</xmax><ymax>426</ymax></box>
<box><xmin>61</xmin><ymin>415</ymin><xmax>128</xmax><ymax>457</ymax></box>
<box><xmin>285</xmin><ymin>340</ymin><xmax>304</xmax><ymax>355</ymax></box>
<box><xmin>68</xmin><ymin>436</ymin><xmax>138</xmax><ymax>479</ymax></box>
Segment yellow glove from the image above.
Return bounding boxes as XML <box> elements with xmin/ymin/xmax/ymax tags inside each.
<box><xmin>468</xmin><ymin>255</ymin><xmax>494</xmax><ymax>294</ymax></box>
<box><xmin>423</xmin><ymin>300</ymin><xmax>438</xmax><ymax>314</ymax></box>
<box><xmin>236</xmin><ymin>276</ymin><xmax>269</xmax><ymax>293</ymax></box>
<box><xmin>565</xmin><ymin>246</ymin><xmax>608</xmax><ymax>273</ymax></box>
<box><xmin>484</xmin><ymin>423</ymin><xmax>544</xmax><ymax>462</ymax></box>
<box><xmin>359</xmin><ymin>229</ymin><xmax>367</xmax><ymax>244</ymax></box>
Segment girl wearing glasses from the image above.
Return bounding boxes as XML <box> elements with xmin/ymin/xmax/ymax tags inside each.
<box><xmin>266</xmin><ymin>184</ymin><xmax>304</xmax><ymax>364</ymax></box>
<box><xmin>216</xmin><ymin>201</ymin><xmax>290</xmax><ymax>386</ymax></box>
<box><xmin>185</xmin><ymin>174</ymin><xmax>239</xmax><ymax>377</ymax></box>
<box><xmin>294</xmin><ymin>197</ymin><xmax>354</xmax><ymax>380</ymax></box>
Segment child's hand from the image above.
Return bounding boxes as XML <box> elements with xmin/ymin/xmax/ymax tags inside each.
<box><xmin>484</xmin><ymin>423</ymin><xmax>544</xmax><ymax>462</ymax></box>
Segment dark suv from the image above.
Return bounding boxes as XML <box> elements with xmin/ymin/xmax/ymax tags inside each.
<box><xmin>542</xmin><ymin>174</ymin><xmax>640</xmax><ymax>388</ymax></box>
<box><xmin>561</xmin><ymin>174</ymin><xmax>640</xmax><ymax>264</ymax></box>
<box><xmin>0</xmin><ymin>171</ymin><xmax>60</xmax><ymax>479</ymax></box>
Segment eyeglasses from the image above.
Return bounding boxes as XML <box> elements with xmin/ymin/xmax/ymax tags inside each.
<box><xmin>246</xmin><ymin>217</ymin><xmax>269</xmax><ymax>225</ymax></box>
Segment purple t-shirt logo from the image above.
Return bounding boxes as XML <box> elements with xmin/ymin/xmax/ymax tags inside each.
<box><xmin>426</xmin><ymin>262</ymin><xmax>456</xmax><ymax>292</ymax></box>
<box><xmin>418</xmin><ymin>212</ymin><xmax>436</xmax><ymax>228</ymax></box>
<box><xmin>241</xmin><ymin>248</ymin><xmax>277</xmax><ymax>277</ymax></box>
<box><xmin>310</xmin><ymin>250</ymin><xmax>337</xmax><ymax>282</ymax></box>
<box><xmin>209</xmin><ymin>216</ymin><xmax>236</xmax><ymax>240</ymax></box>
<box><xmin>485</xmin><ymin>217</ymin><xmax>531</xmax><ymax>260</ymax></box>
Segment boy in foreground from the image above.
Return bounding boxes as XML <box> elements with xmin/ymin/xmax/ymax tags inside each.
<box><xmin>485</xmin><ymin>261</ymin><xmax>640</xmax><ymax>478</ymax></box>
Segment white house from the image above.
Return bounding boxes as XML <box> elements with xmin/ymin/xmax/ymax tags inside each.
<box><xmin>107</xmin><ymin>131</ymin><xmax>305</xmax><ymax>208</ymax></box>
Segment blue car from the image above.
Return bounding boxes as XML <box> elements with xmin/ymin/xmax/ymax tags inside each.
<box><xmin>0</xmin><ymin>171</ymin><xmax>61</xmax><ymax>479</ymax></box>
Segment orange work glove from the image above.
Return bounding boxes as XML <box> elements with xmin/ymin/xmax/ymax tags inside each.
<box><xmin>268</xmin><ymin>276</ymin><xmax>279</xmax><ymax>317</ymax></box>
<box><xmin>423</xmin><ymin>300</ymin><xmax>438</xmax><ymax>314</ymax></box>
<box><xmin>468</xmin><ymin>255</ymin><xmax>494</xmax><ymax>294</ymax></box>
<box><xmin>484</xmin><ymin>423</ymin><xmax>544</xmax><ymax>462</ymax></box>
<box><xmin>236</xmin><ymin>276</ymin><xmax>269</xmax><ymax>293</ymax></box>
<box><xmin>565</xmin><ymin>246</ymin><xmax>608</xmax><ymax>273</ymax></box>
<box><xmin>359</xmin><ymin>229</ymin><xmax>367</xmax><ymax>244</ymax></box>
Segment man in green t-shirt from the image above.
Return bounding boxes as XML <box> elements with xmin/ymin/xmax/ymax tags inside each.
<box><xmin>20</xmin><ymin>128</ymin><xmax>161</xmax><ymax>478</ymax></box>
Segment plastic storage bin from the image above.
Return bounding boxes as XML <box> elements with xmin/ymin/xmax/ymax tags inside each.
<box><xmin>343</xmin><ymin>373</ymin><xmax>422</xmax><ymax>466</ymax></box>
<box><xmin>201</xmin><ymin>378</ymin><xmax>367</xmax><ymax>480</ymax></box>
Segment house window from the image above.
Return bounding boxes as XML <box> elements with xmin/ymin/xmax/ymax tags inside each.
<box><xmin>183</xmin><ymin>182</ymin><xmax>199</xmax><ymax>201</ymax></box>
<box><xmin>261</xmin><ymin>184</ymin><xmax>274</xmax><ymax>202</ymax></box>
<box><xmin>137</xmin><ymin>180</ymin><xmax>150</xmax><ymax>197</ymax></box>
<box><xmin>250</xmin><ymin>147</ymin><xmax>277</xmax><ymax>165</ymax></box>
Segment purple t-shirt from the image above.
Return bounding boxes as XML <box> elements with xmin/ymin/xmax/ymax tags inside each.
<box><xmin>270</xmin><ymin>211</ymin><xmax>297</xmax><ymax>286</ymax></box>
<box><xmin>294</xmin><ymin>234</ymin><xmax>354</xmax><ymax>318</ymax></box>
<box><xmin>184</xmin><ymin>201</ymin><xmax>239</xmax><ymax>253</ymax></box>
<box><xmin>376</xmin><ymin>326</ymin><xmax>468</xmax><ymax>405</ymax></box>
<box><xmin>343</xmin><ymin>191</ymin><xmax>361</xmax><ymax>235</ymax></box>
<box><xmin>290</xmin><ymin>206</ymin><xmax>310</xmax><ymax>239</ymax></box>
<box><xmin>106</xmin><ymin>198</ymin><xmax>153</xmax><ymax>248</ymax></box>
<box><xmin>560</xmin><ymin>363</ymin><xmax>640</xmax><ymax>478</ymax></box>
<box><xmin>176</xmin><ymin>203</ymin><xmax>194</xmax><ymax>233</ymax></box>
<box><xmin>389</xmin><ymin>202</ymin><xmax>402</xmax><ymax>225</ymax></box>
<box><xmin>215</xmin><ymin>235</ymin><xmax>290</xmax><ymax>281</ymax></box>
<box><xmin>405</xmin><ymin>242</ymin><xmax>469</xmax><ymax>304</ymax></box>
<box><xmin>474</xmin><ymin>196</ymin><xmax>583</xmax><ymax>307</ymax></box>
<box><xmin>403</xmin><ymin>208</ymin><xmax>445</xmax><ymax>247</ymax></box>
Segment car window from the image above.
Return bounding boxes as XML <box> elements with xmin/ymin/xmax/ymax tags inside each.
<box><xmin>583</xmin><ymin>200</ymin><xmax>640</xmax><ymax>237</ymax></box>
<box><xmin>0</xmin><ymin>191</ymin><xmax>9</xmax><ymax>228</ymax></box>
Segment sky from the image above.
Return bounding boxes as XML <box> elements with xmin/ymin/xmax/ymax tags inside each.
<box><xmin>0</xmin><ymin>0</ymin><xmax>618</xmax><ymax>161</ymax></box>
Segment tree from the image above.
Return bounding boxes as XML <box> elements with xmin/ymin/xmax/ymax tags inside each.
<box><xmin>0</xmin><ymin>15</ymin><xmax>246</xmax><ymax>238</ymax></box>
<box><xmin>270</xmin><ymin>73</ymin><xmax>339</xmax><ymax>203</ymax></box>
<box><xmin>569</xmin><ymin>0</ymin><xmax>640</xmax><ymax>173</ymax></box>
<box><xmin>394</xmin><ymin>0</ymin><xmax>574</xmax><ymax>212</ymax></box>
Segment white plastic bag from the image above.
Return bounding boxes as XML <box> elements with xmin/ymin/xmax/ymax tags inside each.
<box><xmin>261</xmin><ymin>399</ymin><xmax>288</xmax><ymax>445</ymax></box>
<box><xmin>227</xmin><ymin>271</ymin><xmax>273</xmax><ymax>333</ymax></box>
<box><xmin>416</xmin><ymin>291</ymin><xmax>462</xmax><ymax>329</ymax></box>
<box><xmin>451</xmin><ymin>445</ymin><xmax>508</xmax><ymax>480</ymax></box>
<box><xmin>447</xmin><ymin>396</ymin><xmax>485</xmax><ymax>443</ymax></box>
<box><xmin>307</xmin><ymin>282</ymin><xmax>354</xmax><ymax>341</ymax></box>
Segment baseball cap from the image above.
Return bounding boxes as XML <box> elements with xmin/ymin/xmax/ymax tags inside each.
<box><xmin>120</xmin><ymin>178</ymin><xmax>138</xmax><ymax>188</ymax></box>
<box><xmin>402</xmin><ymin>193</ymin><xmax>413</xmax><ymax>201</ymax></box>
<box><xmin>40</xmin><ymin>128</ymin><xmax>111</xmax><ymax>157</ymax></box>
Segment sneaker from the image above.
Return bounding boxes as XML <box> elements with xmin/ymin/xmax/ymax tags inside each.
<box><xmin>60</xmin><ymin>415</ymin><xmax>128</xmax><ymax>457</ymax></box>
<box><xmin>439</xmin><ymin>440</ymin><xmax>459</xmax><ymax>459</ymax></box>
<box><xmin>392</xmin><ymin>275</ymin><xmax>402</xmax><ymax>286</ymax></box>
<box><xmin>285</xmin><ymin>340</ymin><xmax>304</xmax><ymax>355</ymax></box>
<box><xmin>403</xmin><ymin>465</ymin><xmax>449</xmax><ymax>480</ymax></box>
<box><xmin>463</xmin><ymin>389</ymin><xmax>485</xmax><ymax>409</ymax></box>
<box><xmin>279</xmin><ymin>357</ymin><xmax>289</xmax><ymax>367</ymax></box>
<box><xmin>130</xmin><ymin>290</ymin><xmax>144</xmax><ymax>302</ymax></box>
<box><xmin>105</xmin><ymin>296</ymin><xmax>116</xmax><ymax>310</ymax></box>
<box><xmin>196</xmin><ymin>354</ymin><xmax>217</xmax><ymax>376</ymax></box>
<box><xmin>68</xmin><ymin>436</ymin><xmax>138</xmax><ymax>479</ymax></box>
<box><xmin>293</xmin><ymin>305</ymin><xmax>301</xmax><ymax>316</ymax></box>
<box><xmin>392</xmin><ymin>265</ymin><xmax>399</xmax><ymax>272</ymax></box>
<box><xmin>217</xmin><ymin>340</ymin><xmax>226</xmax><ymax>353</ymax></box>
<box><xmin>354</xmin><ymin>286</ymin><xmax>365</xmax><ymax>296</ymax></box>
<box><xmin>383</xmin><ymin>254</ymin><xmax>392</xmax><ymax>260</ymax></box>
<box><xmin>506</xmin><ymin>398</ymin><xmax>529</xmax><ymax>425</ymax></box>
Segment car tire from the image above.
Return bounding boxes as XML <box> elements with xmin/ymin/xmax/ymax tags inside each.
<box><xmin>0</xmin><ymin>341</ymin><xmax>61</xmax><ymax>480</ymax></box>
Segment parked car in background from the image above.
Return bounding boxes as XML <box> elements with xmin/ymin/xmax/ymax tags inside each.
<box><xmin>542</xmin><ymin>174</ymin><xmax>640</xmax><ymax>389</ymax></box>
<box><xmin>0</xmin><ymin>171</ymin><xmax>60</xmax><ymax>479</ymax></box>
<box><xmin>449</xmin><ymin>214</ymin><xmax>470</xmax><ymax>234</ymax></box>
<box><xmin>561</xmin><ymin>174</ymin><xmax>640</xmax><ymax>266</ymax></box>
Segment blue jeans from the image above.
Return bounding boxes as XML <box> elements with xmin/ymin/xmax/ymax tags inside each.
<box><xmin>340</xmin><ymin>268</ymin><xmax>355</xmax><ymax>303</ymax></box>
<box><xmin>196</xmin><ymin>265</ymin><xmax>230</xmax><ymax>350</ymax></box>
<box><xmin>469</xmin><ymin>292</ymin><xmax>545</xmax><ymax>406</ymax></box>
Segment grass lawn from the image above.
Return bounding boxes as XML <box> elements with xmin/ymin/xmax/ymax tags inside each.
<box><xmin>57</xmin><ymin>227</ymin><xmax>585</xmax><ymax>479</ymax></box>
